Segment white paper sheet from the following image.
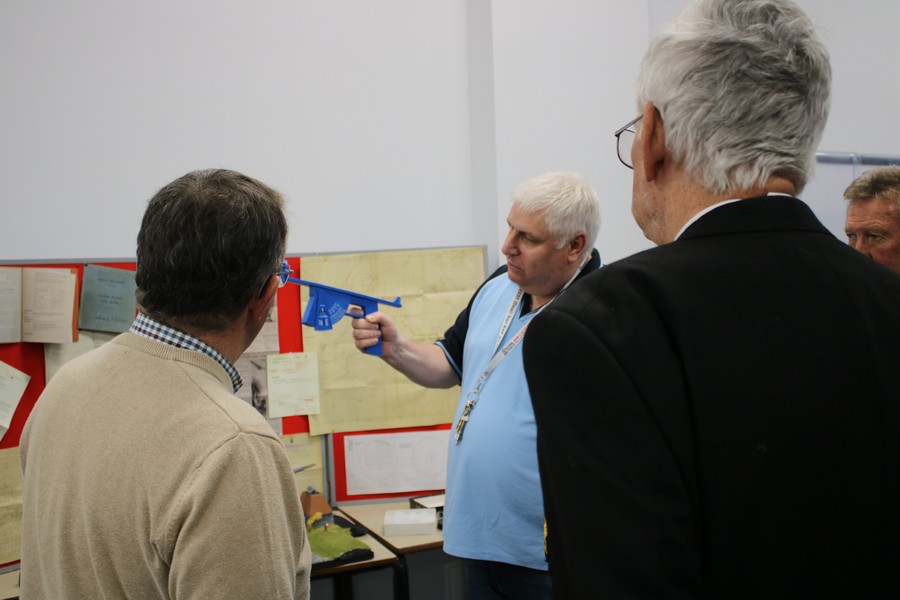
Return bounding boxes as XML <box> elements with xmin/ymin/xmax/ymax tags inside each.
<box><xmin>266</xmin><ymin>352</ymin><xmax>320</xmax><ymax>418</ymax></box>
<box><xmin>344</xmin><ymin>429</ymin><xmax>448</xmax><ymax>495</ymax></box>
<box><xmin>0</xmin><ymin>359</ymin><xmax>30</xmax><ymax>435</ymax></box>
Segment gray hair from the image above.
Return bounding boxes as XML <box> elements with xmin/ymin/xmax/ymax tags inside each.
<box><xmin>637</xmin><ymin>0</ymin><xmax>831</xmax><ymax>195</ymax></box>
<box><xmin>844</xmin><ymin>166</ymin><xmax>900</xmax><ymax>213</ymax></box>
<box><xmin>513</xmin><ymin>171</ymin><xmax>601</xmax><ymax>252</ymax></box>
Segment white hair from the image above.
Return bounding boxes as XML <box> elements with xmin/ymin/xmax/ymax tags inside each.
<box><xmin>513</xmin><ymin>171</ymin><xmax>601</xmax><ymax>252</ymax></box>
<box><xmin>637</xmin><ymin>0</ymin><xmax>831</xmax><ymax>195</ymax></box>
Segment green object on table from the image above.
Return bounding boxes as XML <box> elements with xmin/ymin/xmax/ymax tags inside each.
<box><xmin>308</xmin><ymin>524</ymin><xmax>373</xmax><ymax>566</ymax></box>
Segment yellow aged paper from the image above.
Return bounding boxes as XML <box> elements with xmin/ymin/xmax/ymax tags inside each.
<box><xmin>304</xmin><ymin>247</ymin><xmax>485</xmax><ymax>435</ymax></box>
<box><xmin>267</xmin><ymin>352</ymin><xmax>320</xmax><ymax>418</ymax></box>
<box><xmin>0</xmin><ymin>446</ymin><xmax>23</xmax><ymax>565</ymax></box>
<box><xmin>282</xmin><ymin>433</ymin><xmax>325</xmax><ymax>495</ymax></box>
<box><xmin>44</xmin><ymin>329</ymin><xmax>117</xmax><ymax>383</ymax></box>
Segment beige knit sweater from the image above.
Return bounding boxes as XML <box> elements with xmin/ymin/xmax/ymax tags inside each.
<box><xmin>19</xmin><ymin>333</ymin><xmax>310</xmax><ymax>599</ymax></box>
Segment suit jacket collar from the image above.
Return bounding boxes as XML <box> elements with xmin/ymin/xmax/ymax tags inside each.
<box><xmin>679</xmin><ymin>195</ymin><xmax>831</xmax><ymax>241</ymax></box>
<box><xmin>580</xmin><ymin>247</ymin><xmax>603</xmax><ymax>276</ymax></box>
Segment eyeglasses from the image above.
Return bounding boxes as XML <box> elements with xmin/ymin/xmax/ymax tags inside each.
<box><xmin>276</xmin><ymin>259</ymin><xmax>294</xmax><ymax>287</ymax></box>
<box><xmin>259</xmin><ymin>260</ymin><xmax>294</xmax><ymax>296</ymax></box>
<box><xmin>614</xmin><ymin>115</ymin><xmax>642</xmax><ymax>170</ymax></box>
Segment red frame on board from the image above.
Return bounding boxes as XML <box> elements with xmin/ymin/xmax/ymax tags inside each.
<box><xmin>1</xmin><ymin>256</ymin><xmax>462</xmax><ymax>567</ymax></box>
<box><xmin>331</xmin><ymin>423</ymin><xmax>451</xmax><ymax>503</ymax></box>
<box><xmin>0</xmin><ymin>257</ymin><xmax>310</xmax><ymax>452</ymax></box>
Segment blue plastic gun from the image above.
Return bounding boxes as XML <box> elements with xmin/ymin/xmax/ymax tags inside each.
<box><xmin>286</xmin><ymin>277</ymin><xmax>402</xmax><ymax>356</ymax></box>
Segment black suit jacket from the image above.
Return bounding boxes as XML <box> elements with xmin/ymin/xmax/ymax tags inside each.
<box><xmin>524</xmin><ymin>196</ymin><xmax>900</xmax><ymax>599</ymax></box>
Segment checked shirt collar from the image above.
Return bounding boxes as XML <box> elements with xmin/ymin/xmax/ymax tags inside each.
<box><xmin>129</xmin><ymin>312</ymin><xmax>243</xmax><ymax>393</ymax></box>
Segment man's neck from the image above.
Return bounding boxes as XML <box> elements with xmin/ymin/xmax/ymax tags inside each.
<box><xmin>663</xmin><ymin>175</ymin><xmax>797</xmax><ymax>244</ymax></box>
<box><xmin>174</xmin><ymin>321</ymin><xmax>247</xmax><ymax>364</ymax></box>
<box><xmin>529</xmin><ymin>290</ymin><xmax>562</xmax><ymax>312</ymax></box>
<box><xmin>526</xmin><ymin>254</ymin><xmax>589</xmax><ymax>312</ymax></box>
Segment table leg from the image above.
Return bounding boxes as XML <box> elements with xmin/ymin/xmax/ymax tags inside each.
<box><xmin>392</xmin><ymin>555</ymin><xmax>410</xmax><ymax>600</ymax></box>
<box><xmin>334</xmin><ymin>572</ymin><xmax>354</xmax><ymax>600</ymax></box>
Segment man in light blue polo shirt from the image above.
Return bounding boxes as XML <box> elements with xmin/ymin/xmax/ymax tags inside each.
<box><xmin>351</xmin><ymin>171</ymin><xmax>601</xmax><ymax>599</ymax></box>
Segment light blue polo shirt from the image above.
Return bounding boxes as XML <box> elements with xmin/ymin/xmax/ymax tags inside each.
<box><xmin>438</xmin><ymin>273</ymin><xmax>548</xmax><ymax>570</ymax></box>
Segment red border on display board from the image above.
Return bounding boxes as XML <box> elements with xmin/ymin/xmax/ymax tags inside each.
<box><xmin>0</xmin><ymin>258</ymin><xmax>310</xmax><ymax>569</ymax></box>
<box><xmin>0</xmin><ymin>258</ymin><xmax>310</xmax><ymax>449</ymax></box>
<box><xmin>331</xmin><ymin>423</ymin><xmax>451</xmax><ymax>503</ymax></box>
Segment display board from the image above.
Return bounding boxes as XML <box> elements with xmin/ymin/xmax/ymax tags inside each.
<box><xmin>332</xmin><ymin>424</ymin><xmax>452</xmax><ymax>503</ymax></box>
<box><xmin>302</xmin><ymin>247</ymin><xmax>486</xmax><ymax>436</ymax></box>
<box><xmin>0</xmin><ymin>246</ymin><xmax>486</xmax><ymax>567</ymax></box>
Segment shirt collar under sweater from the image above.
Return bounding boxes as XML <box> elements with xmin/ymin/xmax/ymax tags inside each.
<box><xmin>129</xmin><ymin>312</ymin><xmax>243</xmax><ymax>393</ymax></box>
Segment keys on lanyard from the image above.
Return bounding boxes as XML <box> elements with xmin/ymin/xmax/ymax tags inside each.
<box><xmin>454</xmin><ymin>399</ymin><xmax>475</xmax><ymax>444</ymax></box>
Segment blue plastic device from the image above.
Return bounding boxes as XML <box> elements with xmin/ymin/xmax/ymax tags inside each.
<box><xmin>286</xmin><ymin>277</ymin><xmax>402</xmax><ymax>356</ymax></box>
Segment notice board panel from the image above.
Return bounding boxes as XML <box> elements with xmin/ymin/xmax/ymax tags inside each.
<box><xmin>0</xmin><ymin>257</ymin><xmax>310</xmax><ymax>568</ymax></box>
<box><xmin>304</xmin><ymin>246</ymin><xmax>486</xmax><ymax>436</ymax></box>
<box><xmin>332</xmin><ymin>424</ymin><xmax>452</xmax><ymax>503</ymax></box>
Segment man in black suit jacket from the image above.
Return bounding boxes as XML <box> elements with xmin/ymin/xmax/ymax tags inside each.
<box><xmin>523</xmin><ymin>1</ymin><xmax>900</xmax><ymax>598</ymax></box>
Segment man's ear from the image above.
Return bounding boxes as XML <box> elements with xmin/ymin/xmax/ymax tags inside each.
<box><xmin>568</xmin><ymin>232</ymin><xmax>587</xmax><ymax>263</ymax></box>
<box><xmin>640</xmin><ymin>101</ymin><xmax>667</xmax><ymax>183</ymax></box>
<box><xmin>250</xmin><ymin>276</ymin><xmax>279</xmax><ymax>323</ymax></box>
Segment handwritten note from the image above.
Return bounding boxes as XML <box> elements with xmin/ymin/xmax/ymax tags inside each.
<box><xmin>266</xmin><ymin>352</ymin><xmax>320</xmax><ymax>418</ymax></box>
<box><xmin>0</xmin><ymin>446</ymin><xmax>23</xmax><ymax>564</ymax></box>
<box><xmin>44</xmin><ymin>330</ymin><xmax>117</xmax><ymax>383</ymax></box>
<box><xmin>0</xmin><ymin>359</ymin><xmax>30</xmax><ymax>439</ymax></box>
<box><xmin>0</xmin><ymin>268</ymin><xmax>23</xmax><ymax>344</ymax></box>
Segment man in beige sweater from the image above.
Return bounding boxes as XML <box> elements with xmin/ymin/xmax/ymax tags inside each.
<box><xmin>19</xmin><ymin>169</ymin><xmax>311</xmax><ymax>599</ymax></box>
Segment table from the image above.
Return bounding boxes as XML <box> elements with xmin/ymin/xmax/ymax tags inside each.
<box><xmin>338</xmin><ymin>501</ymin><xmax>444</xmax><ymax>600</ymax></box>
<box><xmin>311</xmin><ymin>509</ymin><xmax>399</xmax><ymax>600</ymax></box>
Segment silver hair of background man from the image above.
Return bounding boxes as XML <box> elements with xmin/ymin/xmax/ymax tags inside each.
<box><xmin>637</xmin><ymin>0</ymin><xmax>831</xmax><ymax>196</ymax></box>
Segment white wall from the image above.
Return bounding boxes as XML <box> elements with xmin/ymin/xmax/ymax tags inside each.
<box><xmin>1</xmin><ymin>1</ymin><xmax>897</xmax><ymax>267</ymax></box>
<box><xmin>798</xmin><ymin>1</ymin><xmax>900</xmax><ymax>156</ymax></box>
<box><xmin>649</xmin><ymin>0</ymin><xmax>900</xmax><ymax>156</ymax></box>
<box><xmin>490</xmin><ymin>1</ymin><xmax>651</xmax><ymax>266</ymax></box>
<box><xmin>0</xmin><ymin>1</ymin><xmax>474</xmax><ymax>262</ymax></box>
